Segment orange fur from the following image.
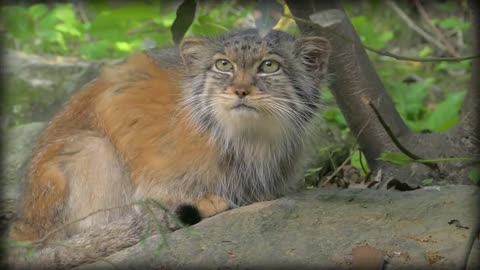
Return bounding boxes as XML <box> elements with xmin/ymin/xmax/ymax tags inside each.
<box><xmin>195</xmin><ymin>194</ymin><xmax>230</xmax><ymax>218</ymax></box>
<box><xmin>10</xmin><ymin>53</ymin><xmax>225</xmax><ymax>242</ymax></box>
<box><xmin>94</xmin><ymin>54</ymin><xmax>217</xmax><ymax>186</ymax></box>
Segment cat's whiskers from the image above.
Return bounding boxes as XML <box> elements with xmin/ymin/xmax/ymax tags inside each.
<box><xmin>264</xmin><ymin>101</ymin><xmax>314</xmax><ymax>142</ymax></box>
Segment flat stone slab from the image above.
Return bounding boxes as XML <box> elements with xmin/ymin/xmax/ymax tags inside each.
<box><xmin>80</xmin><ymin>185</ymin><xmax>479</xmax><ymax>269</ymax></box>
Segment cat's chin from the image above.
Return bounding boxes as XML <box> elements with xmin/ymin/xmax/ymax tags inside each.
<box><xmin>231</xmin><ymin>103</ymin><xmax>257</xmax><ymax>112</ymax></box>
<box><xmin>220</xmin><ymin>108</ymin><xmax>283</xmax><ymax>134</ymax></box>
<box><xmin>229</xmin><ymin>105</ymin><xmax>258</xmax><ymax>116</ymax></box>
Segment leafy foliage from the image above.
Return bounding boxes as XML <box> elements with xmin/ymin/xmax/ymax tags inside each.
<box><xmin>0</xmin><ymin>1</ymin><xmax>251</xmax><ymax>60</ymax></box>
<box><xmin>351</xmin><ymin>15</ymin><xmax>394</xmax><ymax>49</ymax></box>
<box><xmin>377</xmin><ymin>151</ymin><xmax>415</xmax><ymax>166</ymax></box>
<box><xmin>468</xmin><ymin>168</ymin><xmax>480</xmax><ymax>185</ymax></box>
<box><xmin>187</xmin><ymin>2</ymin><xmax>252</xmax><ymax>37</ymax></box>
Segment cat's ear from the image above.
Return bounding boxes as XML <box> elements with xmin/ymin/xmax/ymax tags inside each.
<box><xmin>294</xmin><ymin>37</ymin><xmax>331</xmax><ymax>73</ymax></box>
<box><xmin>180</xmin><ymin>38</ymin><xmax>209</xmax><ymax>67</ymax></box>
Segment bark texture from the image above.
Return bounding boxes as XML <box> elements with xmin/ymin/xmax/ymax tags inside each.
<box><xmin>286</xmin><ymin>0</ymin><xmax>479</xmax><ymax>187</ymax></box>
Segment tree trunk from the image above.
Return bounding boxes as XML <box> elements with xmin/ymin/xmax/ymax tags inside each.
<box><xmin>286</xmin><ymin>0</ymin><xmax>479</xmax><ymax>187</ymax></box>
<box><xmin>459</xmin><ymin>0</ymin><xmax>480</xmax><ymax>144</ymax></box>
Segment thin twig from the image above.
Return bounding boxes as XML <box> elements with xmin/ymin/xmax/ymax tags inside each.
<box><xmin>367</xmin><ymin>100</ymin><xmax>438</xmax><ymax>170</ymax></box>
<box><xmin>71</xmin><ymin>0</ymin><xmax>90</xmax><ymax>24</ymax></box>
<box><xmin>322</xmin><ymin>149</ymin><xmax>355</xmax><ymax>186</ymax></box>
<box><xmin>414</xmin><ymin>0</ymin><xmax>460</xmax><ymax>57</ymax></box>
<box><xmin>415</xmin><ymin>157</ymin><xmax>479</xmax><ymax>163</ymax></box>
<box><xmin>363</xmin><ymin>46</ymin><xmax>479</xmax><ymax>62</ymax></box>
<box><xmin>386</xmin><ymin>0</ymin><xmax>448</xmax><ymax>52</ymax></box>
<box><xmin>282</xmin><ymin>13</ymin><xmax>480</xmax><ymax>62</ymax></box>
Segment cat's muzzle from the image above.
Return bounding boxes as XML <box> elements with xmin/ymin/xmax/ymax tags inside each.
<box><xmin>231</xmin><ymin>99</ymin><xmax>256</xmax><ymax>112</ymax></box>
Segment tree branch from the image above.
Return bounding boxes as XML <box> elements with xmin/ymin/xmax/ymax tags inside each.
<box><xmin>414</xmin><ymin>0</ymin><xmax>460</xmax><ymax>57</ymax></box>
<box><xmin>386</xmin><ymin>0</ymin><xmax>448</xmax><ymax>53</ymax></box>
<box><xmin>282</xmin><ymin>13</ymin><xmax>480</xmax><ymax>62</ymax></box>
<box><xmin>363</xmin><ymin>46</ymin><xmax>478</xmax><ymax>62</ymax></box>
<box><xmin>367</xmin><ymin>100</ymin><xmax>438</xmax><ymax>171</ymax></box>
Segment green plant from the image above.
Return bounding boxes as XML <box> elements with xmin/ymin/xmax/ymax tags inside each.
<box><xmin>351</xmin><ymin>150</ymin><xmax>370</xmax><ymax>176</ymax></box>
<box><xmin>0</xmin><ymin>1</ymin><xmax>252</xmax><ymax>60</ymax></box>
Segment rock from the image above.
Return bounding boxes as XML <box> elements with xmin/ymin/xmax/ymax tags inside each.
<box><xmin>2</xmin><ymin>122</ymin><xmax>46</xmax><ymax>188</ymax></box>
<box><xmin>1</xmin><ymin>50</ymin><xmax>115</xmax><ymax>128</ymax></box>
<box><xmin>1</xmin><ymin>122</ymin><xmax>46</xmax><ymax>234</ymax></box>
<box><xmin>79</xmin><ymin>185</ymin><xmax>479</xmax><ymax>269</ymax></box>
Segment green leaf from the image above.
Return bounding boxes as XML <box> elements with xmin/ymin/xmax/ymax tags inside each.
<box><xmin>1</xmin><ymin>6</ymin><xmax>35</xmax><ymax>42</ymax></box>
<box><xmin>79</xmin><ymin>40</ymin><xmax>112</xmax><ymax>59</ymax></box>
<box><xmin>322</xmin><ymin>108</ymin><xmax>347</xmax><ymax>129</ymax></box>
<box><xmin>468</xmin><ymin>168</ymin><xmax>480</xmax><ymax>185</ymax></box>
<box><xmin>171</xmin><ymin>0</ymin><xmax>196</xmax><ymax>44</ymax></box>
<box><xmin>115</xmin><ymin>41</ymin><xmax>133</xmax><ymax>52</ymax></box>
<box><xmin>435</xmin><ymin>61</ymin><xmax>470</xmax><ymax>72</ymax></box>
<box><xmin>377</xmin><ymin>151</ymin><xmax>414</xmax><ymax>166</ymax></box>
<box><xmin>321</xmin><ymin>88</ymin><xmax>334</xmax><ymax>102</ymax></box>
<box><xmin>351</xmin><ymin>150</ymin><xmax>370</xmax><ymax>176</ymax></box>
<box><xmin>37</xmin><ymin>11</ymin><xmax>59</xmax><ymax>33</ymax></box>
<box><xmin>29</xmin><ymin>4</ymin><xmax>49</xmax><ymax>19</ymax></box>
<box><xmin>305</xmin><ymin>167</ymin><xmax>323</xmax><ymax>177</ymax></box>
<box><xmin>190</xmin><ymin>17</ymin><xmax>228</xmax><ymax>36</ymax></box>
<box><xmin>438</xmin><ymin>18</ymin><xmax>470</xmax><ymax>31</ymax></box>
<box><xmin>55</xmin><ymin>23</ymin><xmax>82</xmax><ymax>37</ymax></box>
<box><xmin>153</xmin><ymin>12</ymin><xmax>176</xmax><ymax>28</ymax></box>
<box><xmin>418</xmin><ymin>46</ymin><xmax>432</xmax><ymax>57</ymax></box>
<box><xmin>421</xmin><ymin>178</ymin><xmax>433</xmax><ymax>186</ymax></box>
<box><xmin>54</xmin><ymin>4</ymin><xmax>78</xmax><ymax>24</ymax></box>
<box><xmin>379</xmin><ymin>31</ymin><xmax>393</xmax><ymax>44</ymax></box>
<box><xmin>421</xmin><ymin>91</ymin><xmax>466</xmax><ymax>132</ymax></box>
<box><xmin>351</xmin><ymin>15</ymin><xmax>392</xmax><ymax>49</ymax></box>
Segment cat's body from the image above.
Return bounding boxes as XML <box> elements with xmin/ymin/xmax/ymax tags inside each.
<box><xmin>8</xmin><ymin>29</ymin><xmax>330</xmax><ymax>267</ymax></box>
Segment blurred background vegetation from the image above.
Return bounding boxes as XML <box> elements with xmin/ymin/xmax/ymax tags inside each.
<box><xmin>0</xmin><ymin>0</ymin><xmax>474</xmax><ymax>177</ymax></box>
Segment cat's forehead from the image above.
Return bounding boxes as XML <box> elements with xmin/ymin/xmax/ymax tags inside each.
<box><xmin>214</xmin><ymin>30</ymin><xmax>295</xmax><ymax>60</ymax></box>
<box><xmin>223</xmin><ymin>38</ymin><xmax>269</xmax><ymax>59</ymax></box>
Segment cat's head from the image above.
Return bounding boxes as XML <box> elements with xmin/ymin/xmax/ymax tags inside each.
<box><xmin>179</xmin><ymin>29</ymin><xmax>330</xmax><ymax>141</ymax></box>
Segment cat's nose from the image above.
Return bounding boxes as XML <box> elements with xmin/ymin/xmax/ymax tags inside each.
<box><xmin>234</xmin><ymin>88</ymin><xmax>249</xmax><ymax>98</ymax></box>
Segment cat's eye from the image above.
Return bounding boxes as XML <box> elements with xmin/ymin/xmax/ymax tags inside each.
<box><xmin>258</xmin><ymin>60</ymin><xmax>280</xmax><ymax>74</ymax></box>
<box><xmin>215</xmin><ymin>59</ymin><xmax>234</xmax><ymax>72</ymax></box>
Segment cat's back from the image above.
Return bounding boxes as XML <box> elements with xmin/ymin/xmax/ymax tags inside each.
<box><xmin>31</xmin><ymin>52</ymin><xmax>175</xmax><ymax>148</ymax></box>
<box><xmin>31</xmin><ymin>49</ymin><xmax>216</xmax><ymax>184</ymax></box>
